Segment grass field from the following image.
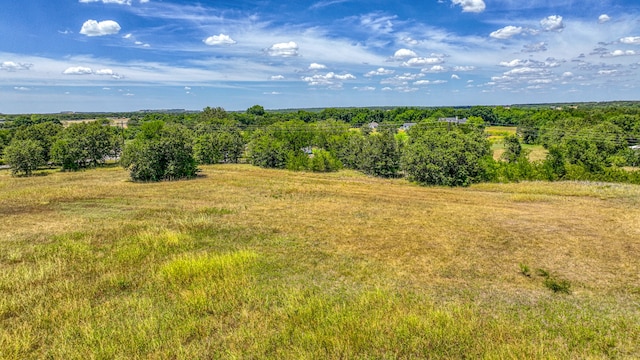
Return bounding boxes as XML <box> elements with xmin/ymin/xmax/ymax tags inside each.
<box><xmin>487</xmin><ymin>126</ymin><xmax>548</xmax><ymax>161</ymax></box>
<box><xmin>1</xmin><ymin>165</ymin><xmax>639</xmax><ymax>358</ymax></box>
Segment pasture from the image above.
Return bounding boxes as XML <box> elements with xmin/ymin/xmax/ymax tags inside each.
<box><xmin>1</xmin><ymin>165</ymin><xmax>639</xmax><ymax>358</ymax></box>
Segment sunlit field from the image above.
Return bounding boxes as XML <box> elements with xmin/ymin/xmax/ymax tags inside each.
<box><xmin>1</xmin><ymin>165</ymin><xmax>639</xmax><ymax>358</ymax></box>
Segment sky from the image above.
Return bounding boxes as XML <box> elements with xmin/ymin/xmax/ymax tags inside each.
<box><xmin>2</xmin><ymin>0</ymin><xmax>640</xmax><ymax>113</ymax></box>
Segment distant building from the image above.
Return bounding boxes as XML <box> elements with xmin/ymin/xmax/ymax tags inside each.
<box><xmin>399</xmin><ymin>122</ymin><xmax>417</xmax><ymax>131</ymax></box>
<box><xmin>368</xmin><ymin>122</ymin><xmax>379</xmax><ymax>130</ymax></box>
<box><xmin>630</xmin><ymin>145</ymin><xmax>640</xmax><ymax>151</ymax></box>
<box><xmin>438</xmin><ymin>116</ymin><xmax>467</xmax><ymax>124</ymax></box>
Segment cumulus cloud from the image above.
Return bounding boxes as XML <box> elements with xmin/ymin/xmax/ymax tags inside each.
<box><xmin>365</xmin><ymin>67</ymin><xmax>395</xmax><ymax>77</ymax></box>
<box><xmin>451</xmin><ymin>0</ymin><xmax>485</xmax><ymax>13</ymax></box>
<box><xmin>309</xmin><ymin>63</ymin><xmax>327</xmax><ymax>70</ymax></box>
<box><xmin>203</xmin><ymin>34</ymin><xmax>236</xmax><ymax>46</ymax></box>
<box><xmin>598</xmin><ymin>14</ymin><xmax>611</xmax><ymax>24</ymax></box>
<box><xmin>63</xmin><ymin>66</ymin><xmax>94</xmax><ymax>75</ymax></box>
<box><xmin>392</xmin><ymin>49</ymin><xmax>418</xmax><ymax>60</ymax></box>
<box><xmin>490</xmin><ymin>26</ymin><xmax>523</xmax><ymax>39</ymax></box>
<box><xmin>270</xmin><ymin>75</ymin><xmax>285</xmax><ymax>80</ymax></box>
<box><xmin>402</xmin><ymin>56</ymin><xmax>444</xmax><ymax>67</ymax></box>
<box><xmin>80</xmin><ymin>19</ymin><xmax>121</xmax><ymax>36</ymax></box>
<box><xmin>540</xmin><ymin>15</ymin><xmax>564</xmax><ymax>32</ymax></box>
<box><xmin>302</xmin><ymin>72</ymin><xmax>356</xmax><ymax>88</ymax></box>
<box><xmin>452</xmin><ymin>65</ymin><xmax>475</xmax><ymax>72</ymax></box>
<box><xmin>499</xmin><ymin>59</ymin><xmax>528</xmax><ymax>67</ymax></box>
<box><xmin>267</xmin><ymin>41</ymin><xmax>299</xmax><ymax>57</ymax></box>
<box><xmin>608</xmin><ymin>50</ymin><xmax>637</xmax><ymax>57</ymax></box>
<box><xmin>14</xmin><ymin>86</ymin><xmax>30</xmax><ymax>91</ymax></box>
<box><xmin>451</xmin><ymin>74</ymin><xmax>460</xmax><ymax>80</ymax></box>
<box><xmin>422</xmin><ymin>65</ymin><xmax>447</xmax><ymax>73</ymax></box>
<box><xmin>620</xmin><ymin>36</ymin><xmax>640</xmax><ymax>45</ymax></box>
<box><xmin>1</xmin><ymin>61</ymin><xmax>33</xmax><ymax>71</ymax></box>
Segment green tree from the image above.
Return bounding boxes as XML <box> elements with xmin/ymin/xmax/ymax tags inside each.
<box><xmin>13</xmin><ymin>121</ymin><xmax>63</xmax><ymax>163</ymax></box>
<box><xmin>4</xmin><ymin>139</ymin><xmax>44</xmax><ymax>176</ymax></box>
<box><xmin>51</xmin><ymin>121</ymin><xmax>120</xmax><ymax>170</ymax></box>
<box><xmin>360</xmin><ymin>129</ymin><xmax>401</xmax><ymax>178</ymax></box>
<box><xmin>402</xmin><ymin>125</ymin><xmax>491</xmax><ymax>186</ymax></box>
<box><xmin>121</xmin><ymin>122</ymin><xmax>198</xmax><ymax>181</ymax></box>
<box><xmin>501</xmin><ymin>134</ymin><xmax>523</xmax><ymax>163</ymax></box>
<box><xmin>247</xmin><ymin>131</ymin><xmax>288</xmax><ymax>169</ymax></box>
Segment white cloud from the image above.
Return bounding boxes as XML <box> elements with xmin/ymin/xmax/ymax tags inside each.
<box><xmin>393</xmin><ymin>49</ymin><xmax>418</xmax><ymax>59</ymax></box>
<box><xmin>14</xmin><ymin>86</ymin><xmax>30</xmax><ymax>91</ymax></box>
<box><xmin>620</xmin><ymin>36</ymin><xmax>640</xmax><ymax>45</ymax></box>
<box><xmin>490</xmin><ymin>26</ymin><xmax>523</xmax><ymax>39</ymax></box>
<box><xmin>123</xmin><ymin>33</ymin><xmax>133</xmax><ymax>39</ymax></box>
<box><xmin>80</xmin><ymin>20</ymin><xmax>121</xmax><ymax>37</ymax></box>
<box><xmin>309</xmin><ymin>63</ymin><xmax>327</xmax><ymax>70</ymax></box>
<box><xmin>402</xmin><ymin>56</ymin><xmax>444</xmax><ymax>67</ymax></box>
<box><xmin>353</xmin><ymin>86</ymin><xmax>376</xmax><ymax>91</ymax></box>
<box><xmin>95</xmin><ymin>68</ymin><xmax>114</xmax><ymax>75</ymax></box>
<box><xmin>598</xmin><ymin>14</ymin><xmax>611</xmax><ymax>24</ymax></box>
<box><xmin>267</xmin><ymin>41</ymin><xmax>299</xmax><ymax>57</ymax></box>
<box><xmin>263</xmin><ymin>91</ymin><xmax>281</xmax><ymax>95</ymax></box>
<box><xmin>203</xmin><ymin>33</ymin><xmax>236</xmax><ymax>46</ymax></box>
<box><xmin>451</xmin><ymin>0</ymin><xmax>485</xmax><ymax>13</ymax></box>
<box><xmin>608</xmin><ymin>50</ymin><xmax>637</xmax><ymax>57</ymax></box>
<box><xmin>414</xmin><ymin>80</ymin><xmax>431</xmax><ymax>85</ymax></box>
<box><xmin>452</xmin><ymin>66</ymin><xmax>475</xmax><ymax>72</ymax></box>
<box><xmin>451</xmin><ymin>74</ymin><xmax>460</xmax><ymax>80</ymax></box>
<box><xmin>1</xmin><ymin>61</ymin><xmax>32</xmax><ymax>71</ymax></box>
<box><xmin>423</xmin><ymin>65</ymin><xmax>447</xmax><ymax>73</ymax></box>
<box><xmin>365</xmin><ymin>67</ymin><xmax>395</xmax><ymax>77</ymax></box>
<box><xmin>540</xmin><ymin>15</ymin><xmax>564</xmax><ymax>32</ymax></box>
<box><xmin>63</xmin><ymin>66</ymin><xmax>94</xmax><ymax>75</ymax></box>
<box><xmin>302</xmin><ymin>72</ymin><xmax>355</xmax><ymax>88</ymax></box>
<box><xmin>562</xmin><ymin>72</ymin><xmax>573</xmax><ymax>77</ymax></box>
<box><xmin>270</xmin><ymin>75</ymin><xmax>285</xmax><ymax>80</ymax></box>
<box><xmin>499</xmin><ymin>59</ymin><xmax>528</xmax><ymax>67</ymax></box>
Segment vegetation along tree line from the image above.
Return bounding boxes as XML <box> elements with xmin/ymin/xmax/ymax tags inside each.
<box><xmin>1</xmin><ymin>102</ymin><xmax>639</xmax><ymax>185</ymax></box>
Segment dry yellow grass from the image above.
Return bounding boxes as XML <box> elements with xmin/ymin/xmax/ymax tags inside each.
<box><xmin>1</xmin><ymin>165</ymin><xmax>639</xmax><ymax>357</ymax></box>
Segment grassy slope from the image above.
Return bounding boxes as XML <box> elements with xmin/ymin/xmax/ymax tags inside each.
<box><xmin>1</xmin><ymin>165</ymin><xmax>639</xmax><ymax>358</ymax></box>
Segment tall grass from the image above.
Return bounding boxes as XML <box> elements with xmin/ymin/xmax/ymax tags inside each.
<box><xmin>1</xmin><ymin>165</ymin><xmax>639</xmax><ymax>358</ymax></box>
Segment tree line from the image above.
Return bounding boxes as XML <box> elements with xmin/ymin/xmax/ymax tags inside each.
<box><xmin>1</xmin><ymin>104</ymin><xmax>639</xmax><ymax>185</ymax></box>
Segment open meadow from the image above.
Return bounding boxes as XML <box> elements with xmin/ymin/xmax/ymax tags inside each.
<box><xmin>1</xmin><ymin>165</ymin><xmax>639</xmax><ymax>358</ymax></box>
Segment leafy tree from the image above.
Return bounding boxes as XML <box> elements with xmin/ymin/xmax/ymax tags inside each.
<box><xmin>402</xmin><ymin>125</ymin><xmax>491</xmax><ymax>186</ymax></box>
<box><xmin>13</xmin><ymin>121</ymin><xmax>63</xmax><ymax>163</ymax></box>
<box><xmin>360</xmin><ymin>129</ymin><xmax>401</xmax><ymax>178</ymax></box>
<box><xmin>501</xmin><ymin>134</ymin><xmax>523</xmax><ymax>163</ymax></box>
<box><xmin>308</xmin><ymin>149</ymin><xmax>342</xmax><ymax>172</ymax></box>
<box><xmin>4</xmin><ymin>139</ymin><xmax>44</xmax><ymax>176</ymax></box>
<box><xmin>247</xmin><ymin>131</ymin><xmax>288</xmax><ymax>169</ymax></box>
<box><xmin>121</xmin><ymin>122</ymin><xmax>198</xmax><ymax>181</ymax></box>
<box><xmin>247</xmin><ymin>105</ymin><xmax>266</xmax><ymax>116</ymax></box>
<box><xmin>51</xmin><ymin>121</ymin><xmax>120</xmax><ymax>170</ymax></box>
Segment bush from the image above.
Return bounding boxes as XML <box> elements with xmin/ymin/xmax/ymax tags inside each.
<box><xmin>4</xmin><ymin>139</ymin><xmax>44</xmax><ymax>176</ymax></box>
<box><xmin>121</xmin><ymin>122</ymin><xmax>198</xmax><ymax>181</ymax></box>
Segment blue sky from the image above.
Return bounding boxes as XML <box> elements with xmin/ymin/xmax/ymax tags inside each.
<box><xmin>2</xmin><ymin>0</ymin><xmax>640</xmax><ymax>113</ymax></box>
